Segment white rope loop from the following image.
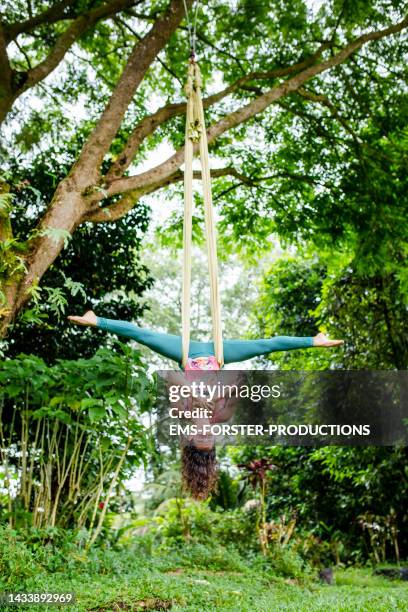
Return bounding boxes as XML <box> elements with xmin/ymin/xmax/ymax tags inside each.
<box><xmin>182</xmin><ymin>0</ymin><xmax>200</xmax><ymax>57</ymax></box>
<box><xmin>182</xmin><ymin>61</ymin><xmax>224</xmax><ymax>368</ymax></box>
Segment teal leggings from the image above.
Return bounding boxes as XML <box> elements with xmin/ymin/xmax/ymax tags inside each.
<box><xmin>97</xmin><ymin>317</ymin><xmax>314</xmax><ymax>366</ymax></box>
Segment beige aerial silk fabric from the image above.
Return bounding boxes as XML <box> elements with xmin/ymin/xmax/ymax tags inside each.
<box><xmin>182</xmin><ymin>61</ymin><xmax>224</xmax><ymax>368</ymax></box>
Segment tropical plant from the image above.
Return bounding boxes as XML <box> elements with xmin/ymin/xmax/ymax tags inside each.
<box><xmin>0</xmin><ymin>343</ymin><xmax>154</xmax><ymax>546</ymax></box>
<box><xmin>237</xmin><ymin>458</ymin><xmax>278</xmax><ymax>554</ymax></box>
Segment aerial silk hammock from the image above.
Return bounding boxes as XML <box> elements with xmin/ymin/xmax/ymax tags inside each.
<box><xmin>68</xmin><ymin>1</ymin><xmax>343</xmax><ymax>368</ymax></box>
<box><xmin>181</xmin><ymin>46</ymin><xmax>224</xmax><ymax>369</ymax></box>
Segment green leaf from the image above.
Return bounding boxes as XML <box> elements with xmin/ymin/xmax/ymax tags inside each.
<box><xmin>37</xmin><ymin>227</ymin><xmax>72</xmax><ymax>247</ymax></box>
<box><xmin>88</xmin><ymin>405</ymin><xmax>106</xmax><ymax>423</ymax></box>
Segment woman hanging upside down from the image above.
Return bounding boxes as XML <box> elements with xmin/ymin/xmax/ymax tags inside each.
<box><xmin>68</xmin><ymin>311</ymin><xmax>343</xmax><ymax>500</ymax></box>
<box><xmin>67</xmin><ymin>310</ymin><xmax>343</xmax><ymax>369</ymax></box>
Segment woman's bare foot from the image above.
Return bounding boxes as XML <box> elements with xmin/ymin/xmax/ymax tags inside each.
<box><xmin>68</xmin><ymin>310</ymin><xmax>97</xmax><ymax>327</ymax></box>
<box><xmin>313</xmin><ymin>332</ymin><xmax>344</xmax><ymax>347</ymax></box>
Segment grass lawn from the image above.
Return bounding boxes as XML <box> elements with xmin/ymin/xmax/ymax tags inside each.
<box><xmin>9</xmin><ymin>554</ymin><xmax>408</xmax><ymax>612</ymax></box>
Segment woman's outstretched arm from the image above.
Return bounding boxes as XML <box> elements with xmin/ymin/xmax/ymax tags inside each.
<box><xmin>222</xmin><ymin>333</ymin><xmax>343</xmax><ymax>365</ymax></box>
<box><xmin>68</xmin><ymin>311</ymin><xmax>183</xmax><ymax>364</ymax></box>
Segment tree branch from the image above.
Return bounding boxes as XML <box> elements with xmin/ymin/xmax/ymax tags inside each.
<box><xmin>84</xmin><ymin>190</ymin><xmax>146</xmax><ymax>223</ymax></box>
<box><xmin>297</xmin><ymin>87</ymin><xmax>362</xmax><ymax>143</ymax></box>
<box><xmin>5</xmin><ymin>0</ymin><xmax>77</xmax><ymax>40</ymax></box>
<box><xmin>0</xmin><ymin>0</ymin><xmax>144</xmax><ymax>124</ymax></box>
<box><xmin>105</xmin><ymin>14</ymin><xmax>408</xmax><ymax>198</ymax></box>
<box><xmin>85</xmin><ymin>166</ymin><xmax>328</xmax><ymax>222</ymax></box>
<box><xmin>296</xmin><ymin>86</ymin><xmax>395</xmax><ymax>164</ymax></box>
<box><xmin>74</xmin><ymin>0</ymin><xmax>192</xmax><ymax>178</ymax></box>
<box><xmin>0</xmin><ymin>27</ymin><xmax>14</xmax><ymax>121</ymax></box>
<box><xmin>115</xmin><ymin>15</ymin><xmax>184</xmax><ymax>85</ymax></box>
<box><xmin>0</xmin><ymin>25</ymin><xmax>12</xmax><ymax>96</ymax></box>
<box><xmin>179</xmin><ymin>25</ymin><xmax>247</xmax><ymax>73</ymax></box>
<box><xmin>84</xmin><ymin>168</ymin><xmax>241</xmax><ymax>222</ymax></box>
<box><xmin>106</xmin><ymin>43</ymin><xmax>331</xmax><ymax>180</ymax></box>
<box><xmin>18</xmin><ymin>0</ymin><xmax>140</xmax><ymax>94</ymax></box>
<box><xmin>277</xmin><ymin>100</ymin><xmax>345</xmax><ymax>164</ymax></box>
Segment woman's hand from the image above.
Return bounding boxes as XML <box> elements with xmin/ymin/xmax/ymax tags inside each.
<box><xmin>313</xmin><ymin>332</ymin><xmax>344</xmax><ymax>347</ymax></box>
<box><xmin>67</xmin><ymin>310</ymin><xmax>97</xmax><ymax>327</ymax></box>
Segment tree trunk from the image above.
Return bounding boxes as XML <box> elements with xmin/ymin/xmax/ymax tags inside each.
<box><xmin>0</xmin><ymin>93</ymin><xmax>16</xmax><ymax>125</ymax></box>
<box><xmin>0</xmin><ymin>25</ymin><xmax>14</xmax><ymax>125</ymax></box>
<box><xmin>0</xmin><ymin>171</ymin><xmax>91</xmax><ymax>336</ymax></box>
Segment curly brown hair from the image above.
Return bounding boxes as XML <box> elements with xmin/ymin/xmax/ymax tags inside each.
<box><xmin>181</xmin><ymin>443</ymin><xmax>218</xmax><ymax>500</ymax></box>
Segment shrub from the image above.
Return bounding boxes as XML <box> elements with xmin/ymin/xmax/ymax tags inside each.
<box><xmin>0</xmin><ymin>346</ymin><xmax>153</xmax><ymax>543</ymax></box>
<box><xmin>0</xmin><ymin>526</ymin><xmax>40</xmax><ymax>589</ymax></box>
